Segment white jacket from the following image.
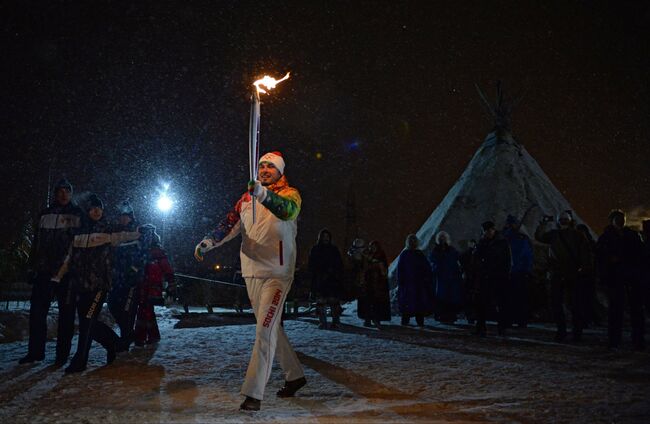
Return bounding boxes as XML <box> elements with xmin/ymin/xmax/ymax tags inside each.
<box><xmin>204</xmin><ymin>176</ymin><xmax>301</xmax><ymax>279</ymax></box>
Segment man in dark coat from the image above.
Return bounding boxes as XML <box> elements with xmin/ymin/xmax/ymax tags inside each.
<box><xmin>397</xmin><ymin>234</ymin><xmax>434</xmax><ymax>326</ymax></box>
<box><xmin>308</xmin><ymin>229</ymin><xmax>344</xmax><ymax>329</ymax></box>
<box><xmin>642</xmin><ymin>220</ymin><xmax>650</xmax><ymax>321</ymax></box>
<box><xmin>19</xmin><ymin>178</ymin><xmax>83</xmax><ymax>365</ymax></box>
<box><xmin>596</xmin><ymin>210</ymin><xmax>645</xmax><ymax>350</ymax></box>
<box><xmin>473</xmin><ymin>221</ymin><xmax>512</xmax><ymax>337</ymax></box>
<box><xmin>503</xmin><ymin>214</ymin><xmax>534</xmax><ymax>328</ymax></box>
<box><xmin>429</xmin><ymin>232</ymin><xmax>463</xmax><ymax>324</ymax></box>
<box><xmin>536</xmin><ymin>211</ymin><xmax>593</xmax><ymax>342</ymax></box>
<box><xmin>358</xmin><ymin>241</ymin><xmax>391</xmax><ymax>328</ymax></box>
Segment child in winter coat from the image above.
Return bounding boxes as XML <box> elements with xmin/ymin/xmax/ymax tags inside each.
<box><xmin>134</xmin><ymin>225</ymin><xmax>175</xmax><ymax>346</ymax></box>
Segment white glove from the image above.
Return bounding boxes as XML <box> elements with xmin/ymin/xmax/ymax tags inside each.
<box><xmin>194</xmin><ymin>238</ymin><xmax>215</xmax><ymax>262</ymax></box>
<box><xmin>248</xmin><ymin>180</ymin><xmax>268</xmax><ymax>202</ymax></box>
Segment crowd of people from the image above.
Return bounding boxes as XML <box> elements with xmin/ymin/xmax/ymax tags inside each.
<box><xmin>19</xmin><ymin>178</ymin><xmax>175</xmax><ymax>373</ymax></box>
<box><xmin>13</xmin><ymin>169</ymin><xmax>649</xmax><ymax>413</ymax></box>
<box><xmin>307</xmin><ymin>211</ymin><xmax>650</xmax><ymax>351</ymax></box>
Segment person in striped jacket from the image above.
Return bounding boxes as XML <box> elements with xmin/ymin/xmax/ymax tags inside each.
<box><xmin>53</xmin><ymin>194</ymin><xmax>141</xmax><ymax>373</ymax></box>
<box><xmin>195</xmin><ymin>151</ymin><xmax>306</xmax><ymax>411</ymax></box>
<box><xmin>19</xmin><ymin>178</ymin><xmax>83</xmax><ymax>365</ymax></box>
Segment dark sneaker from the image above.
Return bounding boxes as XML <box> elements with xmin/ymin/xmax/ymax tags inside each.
<box><xmin>64</xmin><ymin>362</ymin><xmax>87</xmax><ymax>374</ymax></box>
<box><xmin>53</xmin><ymin>356</ymin><xmax>68</xmax><ymax>368</ymax></box>
<box><xmin>18</xmin><ymin>354</ymin><xmax>44</xmax><ymax>364</ymax></box>
<box><xmin>107</xmin><ymin>347</ymin><xmax>116</xmax><ymax>365</ymax></box>
<box><xmin>239</xmin><ymin>396</ymin><xmax>261</xmax><ymax>411</ymax></box>
<box><xmin>277</xmin><ymin>376</ymin><xmax>307</xmax><ymax>398</ymax></box>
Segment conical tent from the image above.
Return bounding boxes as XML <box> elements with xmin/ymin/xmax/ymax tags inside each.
<box><xmin>388</xmin><ymin>128</ymin><xmax>593</xmax><ymax>282</ymax></box>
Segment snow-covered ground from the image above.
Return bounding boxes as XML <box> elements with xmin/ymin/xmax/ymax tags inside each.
<box><xmin>1</xmin><ymin>303</ymin><xmax>649</xmax><ymax>423</ymax></box>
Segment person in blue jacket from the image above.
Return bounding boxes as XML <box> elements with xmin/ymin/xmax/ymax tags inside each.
<box><xmin>108</xmin><ymin>201</ymin><xmax>144</xmax><ymax>352</ymax></box>
<box><xmin>429</xmin><ymin>231</ymin><xmax>464</xmax><ymax>324</ymax></box>
<box><xmin>396</xmin><ymin>234</ymin><xmax>433</xmax><ymax>326</ymax></box>
<box><xmin>502</xmin><ymin>214</ymin><xmax>534</xmax><ymax>328</ymax></box>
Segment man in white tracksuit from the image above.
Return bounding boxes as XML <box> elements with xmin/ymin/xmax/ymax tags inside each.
<box><xmin>195</xmin><ymin>151</ymin><xmax>306</xmax><ymax>411</ymax></box>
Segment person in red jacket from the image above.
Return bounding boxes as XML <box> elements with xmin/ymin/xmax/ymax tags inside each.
<box><xmin>134</xmin><ymin>224</ymin><xmax>174</xmax><ymax>346</ymax></box>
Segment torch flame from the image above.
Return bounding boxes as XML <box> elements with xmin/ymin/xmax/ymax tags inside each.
<box><xmin>253</xmin><ymin>72</ymin><xmax>291</xmax><ymax>94</ymax></box>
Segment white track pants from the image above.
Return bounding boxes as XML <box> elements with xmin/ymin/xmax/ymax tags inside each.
<box><xmin>241</xmin><ymin>277</ymin><xmax>304</xmax><ymax>400</ymax></box>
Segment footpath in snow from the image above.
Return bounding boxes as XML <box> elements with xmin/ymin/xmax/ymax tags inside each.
<box><xmin>1</xmin><ymin>304</ymin><xmax>649</xmax><ymax>423</ymax></box>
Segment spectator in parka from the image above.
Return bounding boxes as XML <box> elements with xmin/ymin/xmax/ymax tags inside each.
<box><xmin>346</xmin><ymin>238</ymin><xmax>367</xmax><ymax>302</ymax></box>
<box><xmin>308</xmin><ymin>228</ymin><xmax>344</xmax><ymax>329</ymax></box>
<box><xmin>458</xmin><ymin>239</ymin><xmax>477</xmax><ymax>324</ymax></box>
<box><xmin>53</xmin><ymin>194</ymin><xmax>141</xmax><ymax>373</ymax></box>
<box><xmin>396</xmin><ymin>234</ymin><xmax>434</xmax><ymax>326</ymax></box>
<box><xmin>135</xmin><ymin>224</ymin><xmax>175</xmax><ymax>346</ymax></box>
<box><xmin>429</xmin><ymin>231</ymin><xmax>463</xmax><ymax>324</ymax></box>
<box><xmin>358</xmin><ymin>240</ymin><xmax>392</xmax><ymax>328</ymax></box>
<box><xmin>576</xmin><ymin>223</ymin><xmax>599</xmax><ymax>327</ymax></box>
<box><xmin>596</xmin><ymin>210</ymin><xmax>645</xmax><ymax>350</ymax></box>
<box><xmin>642</xmin><ymin>220</ymin><xmax>650</xmax><ymax>320</ymax></box>
<box><xmin>108</xmin><ymin>201</ymin><xmax>144</xmax><ymax>352</ymax></box>
<box><xmin>535</xmin><ymin>211</ymin><xmax>593</xmax><ymax>342</ymax></box>
<box><xmin>19</xmin><ymin>178</ymin><xmax>83</xmax><ymax>366</ymax></box>
<box><xmin>474</xmin><ymin>221</ymin><xmax>512</xmax><ymax>337</ymax></box>
<box><xmin>502</xmin><ymin>214</ymin><xmax>534</xmax><ymax>328</ymax></box>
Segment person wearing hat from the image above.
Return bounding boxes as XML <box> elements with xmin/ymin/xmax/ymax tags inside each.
<box><xmin>108</xmin><ymin>201</ymin><xmax>144</xmax><ymax>352</ymax></box>
<box><xmin>194</xmin><ymin>151</ymin><xmax>306</xmax><ymax>411</ymax></box>
<box><xmin>596</xmin><ymin>210</ymin><xmax>645</xmax><ymax>350</ymax></box>
<box><xmin>134</xmin><ymin>224</ymin><xmax>175</xmax><ymax>347</ymax></box>
<box><xmin>536</xmin><ymin>211</ymin><xmax>593</xmax><ymax>342</ymax></box>
<box><xmin>429</xmin><ymin>231</ymin><xmax>463</xmax><ymax>324</ymax></box>
<box><xmin>308</xmin><ymin>229</ymin><xmax>344</xmax><ymax>329</ymax></box>
<box><xmin>397</xmin><ymin>234</ymin><xmax>434</xmax><ymax>326</ymax></box>
<box><xmin>52</xmin><ymin>193</ymin><xmax>142</xmax><ymax>373</ymax></box>
<box><xmin>502</xmin><ymin>214</ymin><xmax>534</xmax><ymax>328</ymax></box>
<box><xmin>19</xmin><ymin>178</ymin><xmax>83</xmax><ymax>365</ymax></box>
<box><xmin>641</xmin><ymin>220</ymin><xmax>650</xmax><ymax>330</ymax></box>
<box><xmin>473</xmin><ymin>221</ymin><xmax>512</xmax><ymax>337</ymax></box>
<box><xmin>346</xmin><ymin>238</ymin><xmax>367</xmax><ymax>304</ymax></box>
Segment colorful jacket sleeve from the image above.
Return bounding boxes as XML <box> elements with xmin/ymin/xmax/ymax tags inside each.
<box><xmin>209</xmin><ymin>196</ymin><xmax>243</xmax><ymax>247</ymax></box>
<box><xmin>261</xmin><ymin>187</ymin><xmax>301</xmax><ymax>221</ymax></box>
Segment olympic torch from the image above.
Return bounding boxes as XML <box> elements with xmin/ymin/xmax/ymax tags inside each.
<box><xmin>249</xmin><ymin>72</ymin><xmax>290</xmax><ymax>223</ymax></box>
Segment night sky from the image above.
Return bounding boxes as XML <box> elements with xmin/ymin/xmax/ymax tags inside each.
<box><xmin>2</xmin><ymin>1</ymin><xmax>649</xmax><ymax>270</ymax></box>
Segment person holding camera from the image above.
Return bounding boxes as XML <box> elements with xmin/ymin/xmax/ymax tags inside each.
<box><xmin>535</xmin><ymin>211</ymin><xmax>593</xmax><ymax>342</ymax></box>
<box><xmin>596</xmin><ymin>210</ymin><xmax>644</xmax><ymax>350</ymax></box>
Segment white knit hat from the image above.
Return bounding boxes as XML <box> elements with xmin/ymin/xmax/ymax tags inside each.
<box><xmin>259</xmin><ymin>151</ymin><xmax>285</xmax><ymax>174</ymax></box>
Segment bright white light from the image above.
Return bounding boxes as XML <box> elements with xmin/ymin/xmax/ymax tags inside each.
<box><xmin>157</xmin><ymin>193</ymin><xmax>173</xmax><ymax>212</ymax></box>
